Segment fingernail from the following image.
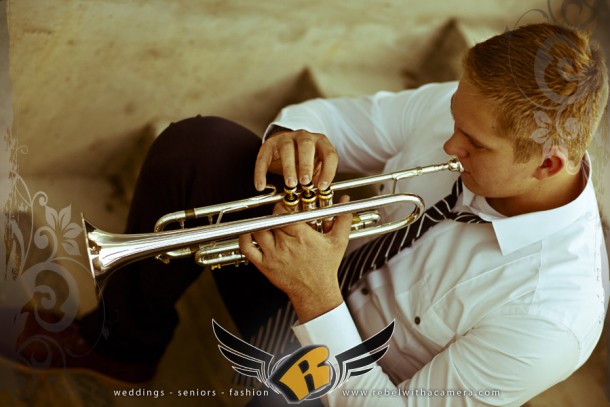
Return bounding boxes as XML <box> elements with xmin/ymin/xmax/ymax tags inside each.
<box><xmin>286</xmin><ymin>177</ymin><xmax>297</xmax><ymax>187</ymax></box>
<box><xmin>300</xmin><ymin>175</ymin><xmax>311</xmax><ymax>185</ymax></box>
<box><xmin>255</xmin><ymin>182</ymin><xmax>264</xmax><ymax>191</ymax></box>
<box><xmin>319</xmin><ymin>181</ymin><xmax>329</xmax><ymax>190</ymax></box>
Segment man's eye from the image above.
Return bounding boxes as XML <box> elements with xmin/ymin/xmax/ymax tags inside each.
<box><xmin>467</xmin><ymin>136</ymin><xmax>485</xmax><ymax>149</ymax></box>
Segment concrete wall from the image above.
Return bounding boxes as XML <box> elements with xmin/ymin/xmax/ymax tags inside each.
<box><xmin>5</xmin><ymin>0</ymin><xmax>558</xmax><ymax>227</ymax></box>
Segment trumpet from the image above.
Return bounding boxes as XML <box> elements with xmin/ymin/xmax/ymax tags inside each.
<box><xmin>82</xmin><ymin>157</ymin><xmax>463</xmax><ymax>293</ymax></box>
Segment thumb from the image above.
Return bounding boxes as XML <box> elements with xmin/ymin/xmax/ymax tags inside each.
<box><xmin>329</xmin><ymin>195</ymin><xmax>353</xmax><ymax>239</ymax></box>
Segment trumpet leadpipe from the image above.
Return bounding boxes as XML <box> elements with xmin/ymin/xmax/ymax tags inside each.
<box><xmin>328</xmin><ymin>157</ymin><xmax>463</xmax><ymax>194</ymax></box>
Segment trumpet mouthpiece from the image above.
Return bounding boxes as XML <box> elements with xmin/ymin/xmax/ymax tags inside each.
<box><xmin>448</xmin><ymin>157</ymin><xmax>464</xmax><ymax>173</ymax></box>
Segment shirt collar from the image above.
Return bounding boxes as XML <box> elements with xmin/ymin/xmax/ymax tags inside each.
<box><xmin>459</xmin><ymin>154</ymin><xmax>597</xmax><ymax>256</ymax></box>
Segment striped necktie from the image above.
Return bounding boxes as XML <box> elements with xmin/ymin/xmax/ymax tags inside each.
<box><xmin>338</xmin><ymin>177</ymin><xmax>486</xmax><ymax>296</ymax></box>
<box><xmin>237</xmin><ymin>177</ymin><xmax>488</xmax><ymax>386</ymax></box>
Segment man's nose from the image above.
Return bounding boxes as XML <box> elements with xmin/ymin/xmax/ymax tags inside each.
<box><xmin>443</xmin><ymin>133</ymin><xmax>467</xmax><ymax>158</ymax></box>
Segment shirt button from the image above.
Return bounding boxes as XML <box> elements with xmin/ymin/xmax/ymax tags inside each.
<box><xmin>414</xmin><ymin>317</ymin><xmax>421</xmax><ymax>325</ymax></box>
<box><xmin>361</xmin><ymin>287</ymin><xmax>369</xmax><ymax>295</ymax></box>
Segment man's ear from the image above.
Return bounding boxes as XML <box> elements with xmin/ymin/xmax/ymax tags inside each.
<box><xmin>534</xmin><ymin>147</ymin><xmax>566</xmax><ymax>179</ymax></box>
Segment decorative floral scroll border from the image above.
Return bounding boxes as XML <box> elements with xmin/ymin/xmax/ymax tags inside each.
<box><xmin>1</xmin><ymin>0</ymin><xmax>608</xmax><ymax>401</ymax></box>
<box><xmin>1</xmin><ymin>164</ymin><xmax>95</xmax><ymax>398</ymax></box>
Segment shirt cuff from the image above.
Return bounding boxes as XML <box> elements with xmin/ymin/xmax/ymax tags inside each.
<box><xmin>262</xmin><ymin>124</ymin><xmax>292</xmax><ymax>141</ymax></box>
<box><xmin>292</xmin><ymin>302</ymin><xmax>364</xmax><ymax>356</ymax></box>
<box><xmin>263</xmin><ymin>114</ymin><xmax>324</xmax><ymax>141</ymax></box>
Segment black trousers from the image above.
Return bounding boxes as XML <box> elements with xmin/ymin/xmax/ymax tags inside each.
<box><xmin>81</xmin><ymin>116</ymin><xmax>288</xmax><ymax>362</ymax></box>
<box><xmin>81</xmin><ymin>116</ymin><xmax>325</xmax><ymax>406</ymax></box>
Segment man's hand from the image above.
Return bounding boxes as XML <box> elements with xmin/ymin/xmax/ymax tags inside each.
<box><xmin>238</xmin><ymin>196</ymin><xmax>352</xmax><ymax>323</ymax></box>
<box><xmin>254</xmin><ymin>129</ymin><xmax>338</xmax><ymax>192</ymax></box>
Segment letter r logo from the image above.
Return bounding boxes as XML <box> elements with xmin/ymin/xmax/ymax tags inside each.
<box><xmin>269</xmin><ymin>345</ymin><xmax>331</xmax><ymax>402</ymax></box>
<box><xmin>213</xmin><ymin>319</ymin><xmax>395</xmax><ymax>404</ymax></box>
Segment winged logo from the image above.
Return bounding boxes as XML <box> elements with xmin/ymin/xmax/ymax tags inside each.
<box><xmin>212</xmin><ymin>320</ymin><xmax>395</xmax><ymax>403</ymax></box>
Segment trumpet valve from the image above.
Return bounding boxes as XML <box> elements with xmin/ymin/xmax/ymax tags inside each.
<box><xmin>317</xmin><ymin>185</ymin><xmax>335</xmax><ymax>228</ymax></box>
<box><xmin>195</xmin><ymin>240</ymin><xmax>251</xmax><ymax>269</ymax></box>
<box><xmin>300</xmin><ymin>182</ymin><xmax>317</xmax><ymax>211</ymax></box>
<box><xmin>317</xmin><ymin>186</ymin><xmax>334</xmax><ymax>208</ymax></box>
<box><xmin>282</xmin><ymin>185</ymin><xmax>299</xmax><ymax>212</ymax></box>
<box><xmin>300</xmin><ymin>182</ymin><xmax>320</xmax><ymax>230</ymax></box>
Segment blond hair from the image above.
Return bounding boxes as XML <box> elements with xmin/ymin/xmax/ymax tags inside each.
<box><xmin>463</xmin><ymin>23</ymin><xmax>608</xmax><ymax>165</ymax></box>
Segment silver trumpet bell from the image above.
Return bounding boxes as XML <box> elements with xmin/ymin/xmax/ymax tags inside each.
<box><xmin>82</xmin><ymin>157</ymin><xmax>463</xmax><ymax>295</ymax></box>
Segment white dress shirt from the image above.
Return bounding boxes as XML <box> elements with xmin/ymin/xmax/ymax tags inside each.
<box><xmin>266</xmin><ymin>81</ymin><xmax>609</xmax><ymax>406</ymax></box>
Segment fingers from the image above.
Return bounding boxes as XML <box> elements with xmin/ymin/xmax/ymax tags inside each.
<box><xmin>296</xmin><ymin>133</ymin><xmax>337</xmax><ymax>190</ymax></box>
<box><xmin>238</xmin><ymin>233</ymin><xmax>263</xmax><ymax>265</ymax></box>
<box><xmin>253</xmin><ymin>130</ymin><xmax>338</xmax><ymax>192</ymax></box>
<box><xmin>297</xmin><ymin>137</ymin><xmax>316</xmax><ymax>186</ymax></box>
<box><xmin>270</xmin><ymin>200</ymin><xmax>310</xmax><ymax>237</ymax></box>
<box><xmin>254</xmin><ymin>147</ymin><xmax>274</xmax><ymax>192</ymax></box>
<box><xmin>328</xmin><ymin>195</ymin><xmax>353</xmax><ymax>240</ymax></box>
<box><xmin>279</xmin><ymin>139</ymin><xmax>298</xmax><ymax>188</ymax></box>
<box><xmin>315</xmin><ymin>141</ymin><xmax>339</xmax><ymax>191</ymax></box>
<box><xmin>239</xmin><ymin>229</ymin><xmax>276</xmax><ymax>268</ymax></box>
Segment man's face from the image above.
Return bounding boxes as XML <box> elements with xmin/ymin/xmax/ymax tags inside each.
<box><xmin>443</xmin><ymin>78</ymin><xmax>541</xmax><ymax>201</ymax></box>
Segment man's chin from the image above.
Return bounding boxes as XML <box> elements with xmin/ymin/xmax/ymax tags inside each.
<box><xmin>460</xmin><ymin>173</ymin><xmax>482</xmax><ymax>195</ymax></box>
<box><xmin>460</xmin><ymin>171</ymin><xmax>473</xmax><ymax>187</ymax></box>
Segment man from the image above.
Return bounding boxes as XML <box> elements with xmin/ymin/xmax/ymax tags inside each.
<box><xmin>238</xmin><ymin>22</ymin><xmax>609</xmax><ymax>405</ymax></box>
<box><xmin>9</xmin><ymin>22</ymin><xmax>609</xmax><ymax>406</ymax></box>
